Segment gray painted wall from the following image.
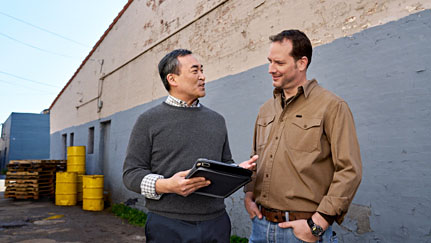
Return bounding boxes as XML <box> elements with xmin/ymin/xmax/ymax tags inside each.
<box><xmin>51</xmin><ymin>10</ymin><xmax>431</xmax><ymax>242</ymax></box>
<box><xmin>307</xmin><ymin>10</ymin><xmax>431</xmax><ymax>242</ymax></box>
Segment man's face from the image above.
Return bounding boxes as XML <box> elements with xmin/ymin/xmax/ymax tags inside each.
<box><xmin>267</xmin><ymin>40</ymin><xmax>301</xmax><ymax>89</ymax></box>
<box><xmin>172</xmin><ymin>55</ymin><xmax>206</xmax><ymax>101</ymax></box>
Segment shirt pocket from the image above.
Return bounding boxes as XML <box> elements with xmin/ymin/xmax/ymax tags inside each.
<box><xmin>286</xmin><ymin>118</ymin><xmax>322</xmax><ymax>152</ymax></box>
<box><xmin>255</xmin><ymin>115</ymin><xmax>275</xmax><ymax>150</ymax></box>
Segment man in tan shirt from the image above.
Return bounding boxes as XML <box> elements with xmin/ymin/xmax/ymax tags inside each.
<box><xmin>244</xmin><ymin>29</ymin><xmax>362</xmax><ymax>242</ymax></box>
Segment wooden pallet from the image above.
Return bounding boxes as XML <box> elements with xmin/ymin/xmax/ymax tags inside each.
<box><xmin>6</xmin><ymin>186</ymin><xmax>38</xmax><ymax>192</ymax></box>
<box><xmin>7</xmin><ymin>167</ymin><xmax>43</xmax><ymax>173</ymax></box>
<box><xmin>6</xmin><ymin>179</ymin><xmax>38</xmax><ymax>184</ymax></box>
<box><xmin>7</xmin><ymin>171</ymin><xmax>39</xmax><ymax>176</ymax></box>
<box><xmin>4</xmin><ymin>159</ymin><xmax>67</xmax><ymax>199</ymax></box>
<box><xmin>6</xmin><ymin>172</ymin><xmax>40</xmax><ymax>180</ymax></box>
<box><xmin>8</xmin><ymin>159</ymin><xmax>66</xmax><ymax>167</ymax></box>
<box><xmin>6</xmin><ymin>183</ymin><xmax>38</xmax><ymax>189</ymax></box>
<box><xmin>8</xmin><ymin>160</ymin><xmax>42</xmax><ymax>166</ymax></box>
<box><xmin>8</xmin><ymin>159</ymin><xmax>41</xmax><ymax>164</ymax></box>
<box><xmin>4</xmin><ymin>192</ymin><xmax>39</xmax><ymax>200</ymax></box>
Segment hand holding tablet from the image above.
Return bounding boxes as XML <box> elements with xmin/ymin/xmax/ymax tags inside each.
<box><xmin>186</xmin><ymin>158</ymin><xmax>253</xmax><ymax>198</ymax></box>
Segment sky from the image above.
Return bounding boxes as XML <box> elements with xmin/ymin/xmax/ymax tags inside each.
<box><xmin>0</xmin><ymin>0</ymin><xmax>129</xmax><ymax>123</ymax></box>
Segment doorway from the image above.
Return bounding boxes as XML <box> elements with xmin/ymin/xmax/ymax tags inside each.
<box><xmin>99</xmin><ymin>120</ymin><xmax>111</xmax><ymax>192</ymax></box>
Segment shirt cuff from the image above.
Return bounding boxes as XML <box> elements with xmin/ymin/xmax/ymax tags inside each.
<box><xmin>141</xmin><ymin>174</ymin><xmax>164</xmax><ymax>200</ymax></box>
<box><xmin>317</xmin><ymin>212</ymin><xmax>335</xmax><ymax>225</ymax></box>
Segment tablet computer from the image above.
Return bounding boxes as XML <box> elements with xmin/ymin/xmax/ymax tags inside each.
<box><xmin>185</xmin><ymin>158</ymin><xmax>252</xmax><ymax>198</ymax></box>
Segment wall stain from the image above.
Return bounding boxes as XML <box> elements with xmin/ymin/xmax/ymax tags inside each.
<box><xmin>342</xmin><ymin>203</ymin><xmax>372</xmax><ymax>234</ymax></box>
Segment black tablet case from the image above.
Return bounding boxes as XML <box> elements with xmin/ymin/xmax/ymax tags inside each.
<box><xmin>186</xmin><ymin>158</ymin><xmax>252</xmax><ymax>198</ymax></box>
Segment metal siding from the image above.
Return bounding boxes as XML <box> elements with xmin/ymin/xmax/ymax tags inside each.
<box><xmin>8</xmin><ymin>113</ymin><xmax>50</xmax><ymax>161</ymax></box>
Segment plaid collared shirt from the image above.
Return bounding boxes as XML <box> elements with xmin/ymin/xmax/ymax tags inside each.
<box><xmin>165</xmin><ymin>95</ymin><xmax>200</xmax><ymax>108</ymax></box>
<box><xmin>140</xmin><ymin>95</ymin><xmax>200</xmax><ymax>200</ymax></box>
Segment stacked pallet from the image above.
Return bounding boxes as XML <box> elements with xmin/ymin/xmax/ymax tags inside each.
<box><xmin>5</xmin><ymin>160</ymin><xmax>67</xmax><ymax>199</ymax></box>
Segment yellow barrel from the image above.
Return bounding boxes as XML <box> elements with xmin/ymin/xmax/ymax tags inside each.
<box><xmin>67</xmin><ymin>146</ymin><xmax>86</xmax><ymax>174</ymax></box>
<box><xmin>77</xmin><ymin>174</ymin><xmax>83</xmax><ymax>202</ymax></box>
<box><xmin>55</xmin><ymin>172</ymin><xmax>77</xmax><ymax>206</ymax></box>
<box><xmin>83</xmin><ymin>175</ymin><xmax>104</xmax><ymax>211</ymax></box>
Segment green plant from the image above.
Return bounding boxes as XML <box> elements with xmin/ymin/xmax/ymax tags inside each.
<box><xmin>111</xmin><ymin>203</ymin><xmax>147</xmax><ymax>227</ymax></box>
<box><xmin>230</xmin><ymin>235</ymin><xmax>248</xmax><ymax>243</ymax></box>
<box><xmin>1</xmin><ymin>168</ymin><xmax>7</xmax><ymax>175</ymax></box>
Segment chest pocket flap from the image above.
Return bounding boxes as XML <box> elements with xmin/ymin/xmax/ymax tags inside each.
<box><xmin>257</xmin><ymin>115</ymin><xmax>275</xmax><ymax>127</ymax></box>
<box><xmin>287</xmin><ymin>117</ymin><xmax>322</xmax><ymax>152</ymax></box>
<box><xmin>291</xmin><ymin>118</ymin><xmax>321</xmax><ymax>130</ymax></box>
<box><xmin>255</xmin><ymin>115</ymin><xmax>275</xmax><ymax>150</ymax></box>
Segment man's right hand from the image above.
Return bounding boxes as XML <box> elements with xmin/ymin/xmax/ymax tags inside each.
<box><xmin>244</xmin><ymin>191</ymin><xmax>262</xmax><ymax>219</ymax></box>
<box><xmin>155</xmin><ymin>170</ymin><xmax>210</xmax><ymax>197</ymax></box>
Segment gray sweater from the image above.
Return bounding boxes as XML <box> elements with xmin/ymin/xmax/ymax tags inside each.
<box><xmin>123</xmin><ymin>102</ymin><xmax>234</xmax><ymax>221</ymax></box>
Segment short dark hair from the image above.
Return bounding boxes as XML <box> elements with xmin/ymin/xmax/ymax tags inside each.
<box><xmin>269</xmin><ymin>30</ymin><xmax>312</xmax><ymax>68</ymax></box>
<box><xmin>158</xmin><ymin>49</ymin><xmax>192</xmax><ymax>91</ymax></box>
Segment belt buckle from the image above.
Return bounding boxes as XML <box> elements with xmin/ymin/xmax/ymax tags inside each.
<box><xmin>260</xmin><ymin>205</ymin><xmax>289</xmax><ymax>223</ymax></box>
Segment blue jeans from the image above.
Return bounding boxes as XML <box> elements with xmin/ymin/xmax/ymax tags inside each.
<box><xmin>249</xmin><ymin>216</ymin><xmax>338</xmax><ymax>243</ymax></box>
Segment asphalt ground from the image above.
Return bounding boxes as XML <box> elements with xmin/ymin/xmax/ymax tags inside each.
<box><xmin>0</xmin><ymin>179</ymin><xmax>146</xmax><ymax>243</ymax></box>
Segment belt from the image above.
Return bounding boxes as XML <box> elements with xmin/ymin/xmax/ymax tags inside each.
<box><xmin>259</xmin><ymin>205</ymin><xmax>314</xmax><ymax>223</ymax></box>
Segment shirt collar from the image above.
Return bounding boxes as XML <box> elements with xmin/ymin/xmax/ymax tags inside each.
<box><xmin>165</xmin><ymin>95</ymin><xmax>200</xmax><ymax>108</ymax></box>
<box><xmin>303</xmin><ymin>79</ymin><xmax>317</xmax><ymax>98</ymax></box>
<box><xmin>273</xmin><ymin>79</ymin><xmax>318</xmax><ymax>100</ymax></box>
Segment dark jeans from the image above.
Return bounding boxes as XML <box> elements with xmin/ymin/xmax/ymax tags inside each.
<box><xmin>145</xmin><ymin>211</ymin><xmax>231</xmax><ymax>243</ymax></box>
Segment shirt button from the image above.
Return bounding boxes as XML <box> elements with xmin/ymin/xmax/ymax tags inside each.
<box><xmin>263</xmin><ymin>195</ymin><xmax>267</xmax><ymax>198</ymax></box>
<box><xmin>275</xmin><ymin>136</ymin><xmax>278</xmax><ymax>140</ymax></box>
<box><xmin>266</xmin><ymin>174</ymin><xmax>269</xmax><ymax>178</ymax></box>
<box><xmin>270</xmin><ymin>154</ymin><xmax>273</xmax><ymax>158</ymax></box>
<box><xmin>303</xmin><ymin>124</ymin><xmax>307</xmax><ymax>128</ymax></box>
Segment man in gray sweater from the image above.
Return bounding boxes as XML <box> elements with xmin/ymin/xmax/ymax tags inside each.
<box><xmin>123</xmin><ymin>49</ymin><xmax>257</xmax><ymax>242</ymax></box>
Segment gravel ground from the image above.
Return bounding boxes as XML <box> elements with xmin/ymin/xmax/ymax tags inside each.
<box><xmin>0</xmin><ymin>186</ymin><xmax>146</xmax><ymax>243</ymax></box>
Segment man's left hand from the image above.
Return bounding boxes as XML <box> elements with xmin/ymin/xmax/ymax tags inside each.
<box><xmin>238</xmin><ymin>155</ymin><xmax>258</xmax><ymax>170</ymax></box>
<box><xmin>278</xmin><ymin>219</ymin><xmax>319</xmax><ymax>242</ymax></box>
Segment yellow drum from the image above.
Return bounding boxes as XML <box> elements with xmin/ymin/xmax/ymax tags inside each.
<box><xmin>67</xmin><ymin>146</ymin><xmax>86</xmax><ymax>174</ymax></box>
<box><xmin>83</xmin><ymin>175</ymin><xmax>104</xmax><ymax>211</ymax></box>
<box><xmin>55</xmin><ymin>172</ymin><xmax>77</xmax><ymax>206</ymax></box>
<box><xmin>77</xmin><ymin>174</ymin><xmax>83</xmax><ymax>202</ymax></box>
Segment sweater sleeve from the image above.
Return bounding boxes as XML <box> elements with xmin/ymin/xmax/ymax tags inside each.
<box><xmin>123</xmin><ymin>115</ymin><xmax>153</xmax><ymax>194</ymax></box>
<box><xmin>220</xmin><ymin>118</ymin><xmax>234</xmax><ymax>164</ymax></box>
<box><xmin>221</xmin><ymin>130</ymin><xmax>234</xmax><ymax>164</ymax></box>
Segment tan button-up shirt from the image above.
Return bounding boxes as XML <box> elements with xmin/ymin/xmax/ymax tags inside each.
<box><xmin>245</xmin><ymin>79</ymin><xmax>362</xmax><ymax>224</ymax></box>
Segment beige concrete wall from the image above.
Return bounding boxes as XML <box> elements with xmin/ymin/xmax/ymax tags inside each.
<box><xmin>50</xmin><ymin>0</ymin><xmax>430</xmax><ymax>133</ymax></box>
